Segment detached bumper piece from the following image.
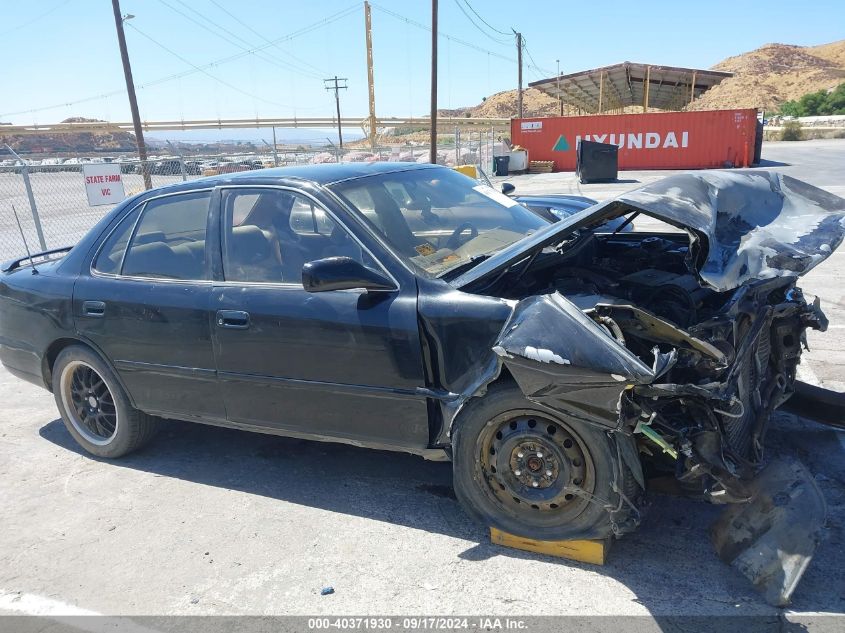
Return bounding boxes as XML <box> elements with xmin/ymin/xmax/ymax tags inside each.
<box><xmin>710</xmin><ymin>457</ymin><xmax>827</xmax><ymax>606</ymax></box>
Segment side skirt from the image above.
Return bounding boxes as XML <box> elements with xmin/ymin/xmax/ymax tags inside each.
<box><xmin>140</xmin><ymin>408</ymin><xmax>452</xmax><ymax>461</ymax></box>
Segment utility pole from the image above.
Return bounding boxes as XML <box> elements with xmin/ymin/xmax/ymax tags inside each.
<box><xmin>364</xmin><ymin>1</ymin><xmax>377</xmax><ymax>149</ymax></box>
<box><xmin>324</xmin><ymin>76</ymin><xmax>348</xmax><ymax>148</ymax></box>
<box><xmin>429</xmin><ymin>0</ymin><xmax>438</xmax><ymax>164</ymax></box>
<box><xmin>557</xmin><ymin>59</ymin><xmax>563</xmax><ymax>116</ymax></box>
<box><xmin>514</xmin><ymin>31</ymin><xmax>523</xmax><ymax>119</ymax></box>
<box><xmin>111</xmin><ymin>0</ymin><xmax>151</xmax><ymax>190</ymax></box>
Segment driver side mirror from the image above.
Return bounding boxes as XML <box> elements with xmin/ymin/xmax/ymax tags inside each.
<box><xmin>302</xmin><ymin>257</ymin><xmax>396</xmax><ymax>293</ymax></box>
<box><xmin>501</xmin><ymin>182</ymin><xmax>516</xmax><ymax>196</ymax></box>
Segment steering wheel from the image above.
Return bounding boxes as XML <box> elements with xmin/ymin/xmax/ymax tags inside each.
<box><xmin>445</xmin><ymin>222</ymin><xmax>479</xmax><ymax>250</ymax></box>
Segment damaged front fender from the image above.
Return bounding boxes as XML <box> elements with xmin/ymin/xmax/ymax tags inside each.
<box><xmin>491</xmin><ymin>293</ymin><xmax>661</xmax><ymax>427</ymax></box>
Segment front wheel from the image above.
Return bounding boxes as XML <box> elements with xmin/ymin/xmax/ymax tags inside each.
<box><xmin>52</xmin><ymin>345</ymin><xmax>158</xmax><ymax>458</ymax></box>
<box><xmin>452</xmin><ymin>382</ymin><xmax>640</xmax><ymax>541</ymax></box>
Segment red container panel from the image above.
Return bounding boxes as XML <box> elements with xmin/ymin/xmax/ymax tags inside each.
<box><xmin>510</xmin><ymin>109</ymin><xmax>758</xmax><ymax>171</ymax></box>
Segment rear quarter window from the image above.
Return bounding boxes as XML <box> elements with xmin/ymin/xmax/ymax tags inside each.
<box><xmin>93</xmin><ymin>206</ymin><xmax>142</xmax><ymax>275</ymax></box>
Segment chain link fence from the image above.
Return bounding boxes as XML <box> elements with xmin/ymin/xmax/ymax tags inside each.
<box><xmin>0</xmin><ymin>131</ymin><xmax>502</xmax><ymax>262</ymax></box>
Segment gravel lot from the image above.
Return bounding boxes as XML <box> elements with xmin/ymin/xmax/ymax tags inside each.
<box><xmin>0</xmin><ymin>140</ymin><xmax>843</xmax><ymax>628</ymax></box>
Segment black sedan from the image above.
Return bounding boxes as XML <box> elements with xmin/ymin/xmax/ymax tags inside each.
<box><xmin>1</xmin><ymin>164</ymin><xmax>843</xmax><ymax>577</ymax></box>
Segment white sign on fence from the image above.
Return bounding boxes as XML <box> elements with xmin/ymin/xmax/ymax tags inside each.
<box><xmin>82</xmin><ymin>164</ymin><xmax>126</xmax><ymax>207</ymax></box>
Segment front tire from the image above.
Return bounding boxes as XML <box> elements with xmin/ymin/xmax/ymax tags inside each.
<box><xmin>52</xmin><ymin>345</ymin><xmax>158</xmax><ymax>458</ymax></box>
<box><xmin>452</xmin><ymin>382</ymin><xmax>639</xmax><ymax>541</ymax></box>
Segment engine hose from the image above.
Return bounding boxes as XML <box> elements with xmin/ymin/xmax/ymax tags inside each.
<box><xmin>596</xmin><ymin>315</ymin><xmax>626</xmax><ymax>345</ymax></box>
<box><xmin>714</xmin><ymin>396</ymin><xmax>745</xmax><ymax>419</ymax></box>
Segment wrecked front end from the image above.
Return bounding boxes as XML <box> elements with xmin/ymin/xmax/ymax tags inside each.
<box><xmin>450</xmin><ymin>170</ymin><xmax>845</xmax><ymax>604</ymax></box>
<box><xmin>493</xmin><ymin>282</ymin><xmax>825</xmax><ymax>507</ymax></box>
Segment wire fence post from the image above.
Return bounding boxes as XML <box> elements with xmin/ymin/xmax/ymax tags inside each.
<box><xmin>454</xmin><ymin>126</ymin><xmax>460</xmax><ymax>166</ymax></box>
<box><xmin>21</xmin><ymin>165</ymin><xmax>48</xmax><ymax>251</ymax></box>
<box><xmin>4</xmin><ymin>144</ymin><xmax>48</xmax><ymax>252</ymax></box>
<box><xmin>178</xmin><ymin>155</ymin><xmax>187</xmax><ymax>182</ymax></box>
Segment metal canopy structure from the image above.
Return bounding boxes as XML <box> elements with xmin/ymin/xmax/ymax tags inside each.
<box><xmin>529</xmin><ymin>62</ymin><xmax>732</xmax><ymax>115</ymax></box>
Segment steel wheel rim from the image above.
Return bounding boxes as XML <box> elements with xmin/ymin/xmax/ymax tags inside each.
<box><xmin>60</xmin><ymin>360</ymin><xmax>119</xmax><ymax>446</ymax></box>
<box><xmin>477</xmin><ymin>410</ymin><xmax>596</xmax><ymax>527</ymax></box>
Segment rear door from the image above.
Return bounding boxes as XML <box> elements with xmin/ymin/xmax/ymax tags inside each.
<box><xmin>209</xmin><ymin>185</ymin><xmax>430</xmax><ymax>450</ymax></box>
<box><xmin>74</xmin><ymin>189</ymin><xmax>225</xmax><ymax>421</ymax></box>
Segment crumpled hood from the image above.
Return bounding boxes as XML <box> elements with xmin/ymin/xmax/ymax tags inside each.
<box><xmin>617</xmin><ymin>170</ymin><xmax>845</xmax><ymax>291</ymax></box>
<box><xmin>453</xmin><ymin>170</ymin><xmax>845</xmax><ymax>293</ymax></box>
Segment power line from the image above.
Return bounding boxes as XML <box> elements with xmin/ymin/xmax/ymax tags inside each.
<box><xmin>168</xmin><ymin>0</ymin><xmax>325</xmax><ymax>79</ymax></box>
<box><xmin>157</xmin><ymin>0</ymin><xmax>324</xmax><ymax>80</ymax></box>
<box><xmin>125</xmin><ymin>22</ymin><xmax>299</xmax><ymax>110</ymax></box>
<box><xmin>459</xmin><ymin>0</ymin><xmax>511</xmax><ymax>36</ymax></box>
<box><xmin>207</xmin><ymin>0</ymin><xmax>326</xmax><ymax>76</ymax></box>
<box><xmin>452</xmin><ymin>0</ymin><xmax>510</xmax><ymax>45</ymax></box>
<box><xmin>522</xmin><ymin>37</ymin><xmax>554</xmax><ymax>77</ymax></box>
<box><xmin>0</xmin><ymin>4</ymin><xmax>358</xmax><ymax>118</ymax></box>
<box><xmin>0</xmin><ymin>0</ymin><xmax>70</xmax><ymax>37</ymax></box>
<box><xmin>371</xmin><ymin>2</ymin><xmax>515</xmax><ymax>63</ymax></box>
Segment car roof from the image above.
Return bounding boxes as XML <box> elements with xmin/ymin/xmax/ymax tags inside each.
<box><xmin>201</xmin><ymin>161</ymin><xmax>441</xmax><ymax>187</ymax></box>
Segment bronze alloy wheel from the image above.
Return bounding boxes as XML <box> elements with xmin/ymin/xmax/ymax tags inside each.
<box><xmin>477</xmin><ymin>410</ymin><xmax>596</xmax><ymax>526</ymax></box>
<box><xmin>59</xmin><ymin>360</ymin><xmax>119</xmax><ymax>446</ymax></box>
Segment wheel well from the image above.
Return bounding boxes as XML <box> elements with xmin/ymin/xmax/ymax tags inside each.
<box><xmin>448</xmin><ymin>365</ymin><xmax>518</xmax><ymax>435</ymax></box>
<box><xmin>491</xmin><ymin>364</ymin><xmax>516</xmax><ymax>388</ymax></box>
<box><xmin>42</xmin><ymin>338</ymin><xmax>91</xmax><ymax>391</ymax></box>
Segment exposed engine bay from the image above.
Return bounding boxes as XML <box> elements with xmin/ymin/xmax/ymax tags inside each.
<box><xmin>484</xmin><ymin>225</ymin><xmax>828</xmax><ymax>503</ymax></box>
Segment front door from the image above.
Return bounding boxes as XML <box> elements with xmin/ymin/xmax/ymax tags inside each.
<box><xmin>74</xmin><ymin>190</ymin><xmax>225</xmax><ymax>421</ymax></box>
<box><xmin>210</xmin><ymin>186</ymin><xmax>429</xmax><ymax>450</ymax></box>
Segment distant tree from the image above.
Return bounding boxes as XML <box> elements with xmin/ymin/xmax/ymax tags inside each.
<box><xmin>801</xmin><ymin>90</ymin><xmax>829</xmax><ymax>116</ymax></box>
<box><xmin>826</xmin><ymin>82</ymin><xmax>845</xmax><ymax>113</ymax></box>
<box><xmin>779</xmin><ymin>83</ymin><xmax>845</xmax><ymax>116</ymax></box>
<box><xmin>779</xmin><ymin>99</ymin><xmax>801</xmax><ymax>117</ymax></box>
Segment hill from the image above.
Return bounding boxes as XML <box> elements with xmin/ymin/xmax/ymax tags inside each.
<box><xmin>439</xmin><ymin>87</ymin><xmax>563</xmax><ymax>119</ymax></box>
<box><xmin>0</xmin><ymin>118</ymin><xmax>137</xmax><ymax>155</ymax></box>
<box><xmin>688</xmin><ymin>40</ymin><xmax>845</xmax><ymax>112</ymax></box>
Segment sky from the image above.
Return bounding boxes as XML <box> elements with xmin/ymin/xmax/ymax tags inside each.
<box><xmin>2</xmin><ymin>0</ymin><xmax>844</xmax><ymax>143</ymax></box>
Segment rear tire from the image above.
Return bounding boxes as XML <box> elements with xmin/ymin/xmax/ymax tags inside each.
<box><xmin>52</xmin><ymin>345</ymin><xmax>158</xmax><ymax>458</ymax></box>
<box><xmin>452</xmin><ymin>382</ymin><xmax>639</xmax><ymax>541</ymax></box>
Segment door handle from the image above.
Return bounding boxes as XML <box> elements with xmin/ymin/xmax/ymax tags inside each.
<box><xmin>82</xmin><ymin>300</ymin><xmax>106</xmax><ymax>317</ymax></box>
<box><xmin>216</xmin><ymin>310</ymin><xmax>250</xmax><ymax>330</ymax></box>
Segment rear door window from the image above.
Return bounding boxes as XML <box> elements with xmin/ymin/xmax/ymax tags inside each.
<box><xmin>120</xmin><ymin>191</ymin><xmax>211</xmax><ymax>280</ymax></box>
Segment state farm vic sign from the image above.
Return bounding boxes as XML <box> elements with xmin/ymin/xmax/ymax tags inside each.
<box><xmin>512</xmin><ymin>109</ymin><xmax>758</xmax><ymax>171</ymax></box>
<box><xmin>82</xmin><ymin>163</ymin><xmax>126</xmax><ymax>206</ymax></box>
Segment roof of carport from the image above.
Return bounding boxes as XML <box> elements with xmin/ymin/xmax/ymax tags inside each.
<box><xmin>528</xmin><ymin>62</ymin><xmax>732</xmax><ymax>113</ymax></box>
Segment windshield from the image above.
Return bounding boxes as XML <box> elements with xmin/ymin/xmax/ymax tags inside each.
<box><xmin>329</xmin><ymin>167</ymin><xmax>546</xmax><ymax>276</ymax></box>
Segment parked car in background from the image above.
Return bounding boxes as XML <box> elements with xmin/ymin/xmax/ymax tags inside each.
<box><xmin>184</xmin><ymin>161</ymin><xmax>202</xmax><ymax>175</ymax></box>
<box><xmin>118</xmin><ymin>159</ymin><xmax>137</xmax><ymax>174</ymax></box>
<box><xmin>512</xmin><ymin>193</ymin><xmax>634</xmax><ymax>232</ymax></box>
<box><xmin>153</xmin><ymin>160</ymin><xmax>183</xmax><ymax>176</ymax></box>
<box><xmin>474</xmin><ymin>167</ymin><xmax>632</xmax><ymax>231</ymax></box>
<box><xmin>201</xmin><ymin>161</ymin><xmax>252</xmax><ymax>176</ymax></box>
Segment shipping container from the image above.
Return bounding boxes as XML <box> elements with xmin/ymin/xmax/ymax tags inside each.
<box><xmin>510</xmin><ymin>109</ymin><xmax>758</xmax><ymax>171</ymax></box>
